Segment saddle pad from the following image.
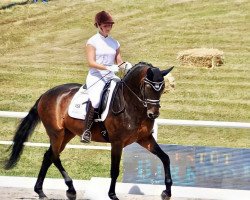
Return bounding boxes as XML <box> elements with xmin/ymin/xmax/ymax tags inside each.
<box><xmin>68</xmin><ymin>80</ymin><xmax>118</xmax><ymax>121</ymax></box>
<box><xmin>68</xmin><ymin>86</ymin><xmax>88</xmax><ymax>120</ymax></box>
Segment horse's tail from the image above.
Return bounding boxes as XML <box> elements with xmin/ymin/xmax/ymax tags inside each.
<box><xmin>4</xmin><ymin>97</ymin><xmax>41</xmax><ymax>170</ymax></box>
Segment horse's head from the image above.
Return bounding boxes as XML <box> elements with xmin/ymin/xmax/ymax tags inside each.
<box><xmin>143</xmin><ymin>65</ymin><xmax>174</xmax><ymax>119</ymax></box>
<box><xmin>123</xmin><ymin>62</ymin><xmax>174</xmax><ymax>120</ymax></box>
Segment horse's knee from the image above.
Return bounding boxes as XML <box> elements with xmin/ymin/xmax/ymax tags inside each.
<box><xmin>110</xmin><ymin>169</ymin><xmax>119</xmax><ymax>179</ymax></box>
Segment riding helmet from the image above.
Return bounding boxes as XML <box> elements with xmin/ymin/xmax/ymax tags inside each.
<box><xmin>94</xmin><ymin>11</ymin><xmax>114</xmax><ymax>27</ymax></box>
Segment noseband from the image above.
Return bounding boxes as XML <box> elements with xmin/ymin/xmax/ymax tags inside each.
<box><xmin>122</xmin><ymin>77</ymin><xmax>164</xmax><ymax>108</ymax></box>
<box><xmin>141</xmin><ymin>78</ymin><xmax>164</xmax><ymax>107</ymax></box>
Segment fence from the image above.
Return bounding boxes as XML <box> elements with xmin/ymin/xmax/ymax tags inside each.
<box><xmin>0</xmin><ymin>111</ymin><xmax>250</xmax><ymax>149</ymax></box>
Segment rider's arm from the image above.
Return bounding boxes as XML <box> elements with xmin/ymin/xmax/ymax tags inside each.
<box><xmin>115</xmin><ymin>47</ymin><xmax>123</xmax><ymax>65</ymax></box>
<box><xmin>86</xmin><ymin>44</ymin><xmax>108</xmax><ymax>70</ymax></box>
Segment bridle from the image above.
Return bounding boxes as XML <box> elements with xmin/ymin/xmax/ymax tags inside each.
<box><xmin>122</xmin><ymin>77</ymin><xmax>164</xmax><ymax>108</ymax></box>
<box><xmin>141</xmin><ymin>77</ymin><xmax>164</xmax><ymax>107</ymax></box>
<box><xmin>111</xmin><ymin>64</ymin><xmax>165</xmax><ymax>115</ymax></box>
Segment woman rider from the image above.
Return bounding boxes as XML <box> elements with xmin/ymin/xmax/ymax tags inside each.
<box><xmin>81</xmin><ymin>11</ymin><xmax>132</xmax><ymax>143</ymax></box>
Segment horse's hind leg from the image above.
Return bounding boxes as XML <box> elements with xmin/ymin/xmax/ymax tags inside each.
<box><xmin>51</xmin><ymin>130</ymin><xmax>76</xmax><ymax>200</ymax></box>
<box><xmin>35</xmin><ymin>130</ymin><xmax>76</xmax><ymax>200</ymax></box>
<box><xmin>53</xmin><ymin>155</ymin><xmax>76</xmax><ymax>200</ymax></box>
<box><xmin>34</xmin><ymin>146</ymin><xmax>53</xmax><ymax>199</ymax></box>
<box><xmin>137</xmin><ymin>135</ymin><xmax>172</xmax><ymax>200</ymax></box>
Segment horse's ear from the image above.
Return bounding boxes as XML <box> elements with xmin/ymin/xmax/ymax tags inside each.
<box><xmin>147</xmin><ymin>68</ymin><xmax>154</xmax><ymax>80</ymax></box>
<box><xmin>161</xmin><ymin>66</ymin><xmax>174</xmax><ymax>77</ymax></box>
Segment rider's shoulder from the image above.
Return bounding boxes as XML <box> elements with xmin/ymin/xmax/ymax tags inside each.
<box><xmin>86</xmin><ymin>33</ymin><xmax>99</xmax><ymax>46</ymax></box>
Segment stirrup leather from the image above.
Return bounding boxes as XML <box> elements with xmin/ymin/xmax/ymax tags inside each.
<box><xmin>81</xmin><ymin>101</ymin><xmax>94</xmax><ymax>143</ymax></box>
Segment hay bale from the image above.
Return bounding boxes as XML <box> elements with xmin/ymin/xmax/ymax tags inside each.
<box><xmin>164</xmin><ymin>72</ymin><xmax>175</xmax><ymax>93</ymax></box>
<box><xmin>177</xmin><ymin>48</ymin><xmax>224</xmax><ymax>68</ymax></box>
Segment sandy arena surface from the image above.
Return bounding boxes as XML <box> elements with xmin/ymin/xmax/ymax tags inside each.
<box><xmin>0</xmin><ymin>186</ymin><xmax>201</xmax><ymax>200</ymax></box>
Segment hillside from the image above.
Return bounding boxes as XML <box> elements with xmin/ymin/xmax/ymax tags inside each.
<box><xmin>0</xmin><ymin>0</ymin><xmax>249</xmax><ymax>148</ymax></box>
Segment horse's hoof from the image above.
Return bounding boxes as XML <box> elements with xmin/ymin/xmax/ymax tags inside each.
<box><xmin>161</xmin><ymin>190</ymin><xmax>171</xmax><ymax>200</ymax></box>
<box><xmin>37</xmin><ymin>192</ymin><xmax>48</xmax><ymax>199</ymax></box>
<box><xmin>39</xmin><ymin>196</ymin><xmax>49</xmax><ymax>200</ymax></box>
<box><xmin>109</xmin><ymin>193</ymin><xmax>119</xmax><ymax>200</ymax></box>
<box><xmin>66</xmin><ymin>190</ymin><xmax>76</xmax><ymax>200</ymax></box>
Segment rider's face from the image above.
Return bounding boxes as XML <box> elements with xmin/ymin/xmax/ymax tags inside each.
<box><xmin>98</xmin><ymin>23</ymin><xmax>113</xmax><ymax>37</ymax></box>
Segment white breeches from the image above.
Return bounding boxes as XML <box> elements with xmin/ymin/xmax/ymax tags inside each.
<box><xmin>86</xmin><ymin>71</ymin><xmax>119</xmax><ymax>108</ymax></box>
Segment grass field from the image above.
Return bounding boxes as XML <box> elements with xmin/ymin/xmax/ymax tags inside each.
<box><xmin>0</xmin><ymin>0</ymin><xmax>249</xmax><ymax>180</ymax></box>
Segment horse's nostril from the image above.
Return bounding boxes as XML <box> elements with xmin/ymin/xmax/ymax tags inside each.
<box><xmin>148</xmin><ymin>112</ymin><xmax>159</xmax><ymax>119</ymax></box>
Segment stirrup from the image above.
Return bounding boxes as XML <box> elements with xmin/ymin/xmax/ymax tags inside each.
<box><xmin>81</xmin><ymin>130</ymin><xmax>91</xmax><ymax>143</ymax></box>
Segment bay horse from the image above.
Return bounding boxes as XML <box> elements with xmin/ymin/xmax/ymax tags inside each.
<box><xmin>5</xmin><ymin>62</ymin><xmax>173</xmax><ymax>200</ymax></box>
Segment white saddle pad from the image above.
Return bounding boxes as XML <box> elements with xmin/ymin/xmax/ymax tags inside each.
<box><xmin>68</xmin><ymin>80</ymin><xmax>118</xmax><ymax>121</ymax></box>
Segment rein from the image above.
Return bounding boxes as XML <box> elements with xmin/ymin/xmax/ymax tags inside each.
<box><xmin>112</xmin><ymin>77</ymin><xmax>164</xmax><ymax>114</ymax></box>
<box><xmin>122</xmin><ymin>81</ymin><xmax>146</xmax><ymax>106</ymax></box>
<box><xmin>124</xmin><ymin>78</ymin><xmax>164</xmax><ymax>107</ymax></box>
<box><xmin>85</xmin><ymin>62</ymin><xmax>126</xmax><ymax>92</ymax></box>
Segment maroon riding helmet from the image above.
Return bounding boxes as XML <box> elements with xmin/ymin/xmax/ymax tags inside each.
<box><xmin>94</xmin><ymin>11</ymin><xmax>114</xmax><ymax>27</ymax></box>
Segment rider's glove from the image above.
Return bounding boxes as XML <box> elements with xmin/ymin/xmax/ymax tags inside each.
<box><xmin>108</xmin><ymin>64</ymin><xmax>119</xmax><ymax>73</ymax></box>
<box><xmin>124</xmin><ymin>62</ymin><xmax>133</xmax><ymax>71</ymax></box>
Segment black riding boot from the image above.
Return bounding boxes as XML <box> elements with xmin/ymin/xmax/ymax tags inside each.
<box><xmin>81</xmin><ymin>101</ymin><xmax>95</xmax><ymax>143</ymax></box>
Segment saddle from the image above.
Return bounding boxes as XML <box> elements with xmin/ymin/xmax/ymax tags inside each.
<box><xmin>68</xmin><ymin>78</ymin><xmax>120</xmax><ymax>141</ymax></box>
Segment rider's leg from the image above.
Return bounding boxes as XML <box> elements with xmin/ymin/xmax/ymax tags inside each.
<box><xmin>81</xmin><ymin>101</ymin><xmax>95</xmax><ymax>143</ymax></box>
<box><xmin>81</xmin><ymin>73</ymin><xmax>109</xmax><ymax>143</ymax></box>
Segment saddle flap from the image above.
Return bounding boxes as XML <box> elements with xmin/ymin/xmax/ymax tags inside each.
<box><xmin>68</xmin><ymin>79</ymin><xmax>119</xmax><ymax>121</ymax></box>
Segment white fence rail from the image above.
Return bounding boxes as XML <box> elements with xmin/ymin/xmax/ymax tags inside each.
<box><xmin>0</xmin><ymin>111</ymin><xmax>250</xmax><ymax>148</ymax></box>
<box><xmin>0</xmin><ymin>111</ymin><xmax>28</xmax><ymax>118</ymax></box>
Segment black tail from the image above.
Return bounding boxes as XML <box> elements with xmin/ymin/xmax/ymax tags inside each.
<box><xmin>4</xmin><ymin>98</ymin><xmax>41</xmax><ymax>170</ymax></box>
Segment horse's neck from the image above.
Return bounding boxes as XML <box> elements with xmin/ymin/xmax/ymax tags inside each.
<box><xmin>122</xmin><ymin>65</ymin><xmax>149</xmax><ymax>116</ymax></box>
<box><xmin>119</xmin><ymin>65</ymin><xmax>154</xmax><ymax>130</ymax></box>
<box><xmin>122</xmin><ymin>81</ymin><xmax>147</xmax><ymax>119</ymax></box>
<box><xmin>124</xmin><ymin>67</ymin><xmax>146</xmax><ymax>92</ymax></box>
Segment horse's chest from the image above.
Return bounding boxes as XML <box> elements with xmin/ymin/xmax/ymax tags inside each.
<box><xmin>133</xmin><ymin>120</ymin><xmax>153</xmax><ymax>140</ymax></box>
<box><xmin>139</xmin><ymin>123</ymin><xmax>152</xmax><ymax>135</ymax></box>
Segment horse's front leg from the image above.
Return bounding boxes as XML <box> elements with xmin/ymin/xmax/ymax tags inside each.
<box><xmin>137</xmin><ymin>135</ymin><xmax>172</xmax><ymax>200</ymax></box>
<box><xmin>108</xmin><ymin>142</ymin><xmax>123</xmax><ymax>200</ymax></box>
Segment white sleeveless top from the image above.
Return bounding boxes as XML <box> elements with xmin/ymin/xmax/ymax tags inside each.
<box><xmin>86</xmin><ymin>32</ymin><xmax>120</xmax><ymax>76</ymax></box>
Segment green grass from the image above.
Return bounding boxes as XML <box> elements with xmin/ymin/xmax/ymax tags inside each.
<box><xmin>0</xmin><ymin>0</ymin><xmax>249</xmax><ymax>180</ymax></box>
<box><xmin>0</xmin><ymin>144</ymin><xmax>114</xmax><ymax>180</ymax></box>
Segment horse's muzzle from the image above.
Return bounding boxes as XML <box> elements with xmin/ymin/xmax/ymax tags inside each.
<box><xmin>147</xmin><ymin>110</ymin><xmax>159</xmax><ymax>119</ymax></box>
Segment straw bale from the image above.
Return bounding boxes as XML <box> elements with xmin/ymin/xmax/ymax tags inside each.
<box><xmin>177</xmin><ymin>48</ymin><xmax>224</xmax><ymax>68</ymax></box>
<box><xmin>164</xmin><ymin>73</ymin><xmax>175</xmax><ymax>93</ymax></box>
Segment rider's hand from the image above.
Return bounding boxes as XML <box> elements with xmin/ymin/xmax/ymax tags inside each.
<box><xmin>124</xmin><ymin>62</ymin><xmax>133</xmax><ymax>71</ymax></box>
<box><xmin>108</xmin><ymin>64</ymin><xmax>119</xmax><ymax>73</ymax></box>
